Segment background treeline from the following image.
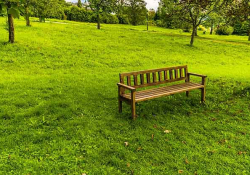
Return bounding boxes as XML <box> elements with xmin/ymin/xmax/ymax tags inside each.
<box><xmin>64</xmin><ymin>6</ymin><xmax>121</xmax><ymax>24</ymax></box>
<box><xmin>0</xmin><ymin>0</ymin><xmax>250</xmax><ymax>45</ymax></box>
<box><xmin>0</xmin><ymin>0</ymin><xmax>148</xmax><ymax>25</ymax></box>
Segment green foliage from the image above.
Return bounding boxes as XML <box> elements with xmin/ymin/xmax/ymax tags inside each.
<box><xmin>8</xmin><ymin>7</ymin><xmax>19</xmax><ymax>18</ymax></box>
<box><xmin>32</xmin><ymin>0</ymin><xmax>65</xmax><ymax>21</ymax></box>
<box><xmin>117</xmin><ymin>14</ymin><xmax>129</xmax><ymax>24</ymax></box>
<box><xmin>216</xmin><ymin>25</ymin><xmax>234</xmax><ymax>35</ymax></box>
<box><xmin>0</xmin><ymin>17</ymin><xmax>250</xmax><ymax>174</ymax></box>
<box><xmin>77</xmin><ymin>0</ymin><xmax>82</xmax><ymax>8</ymax></box>
<box><xmin>0</xmin><ymin>0</ymin><xmax>20</xmax><ymax>18</ymax></box>
<box><xmin>101</xmin><ymin>13</ymin><xmax>119</xmax><ymax>24</ymax></box>
<box><xmin>233</xmin><ymin>21</ymin><xmax>249</xmax><ymax>36</ymax></box>
<box><xmin>65</xmin><ymin>6</ymin><xmax>90</xmax><ymax>22</ymax></box>
<box><xmin>126</xmin><ymin>0</ymin><xmax>147</xmax><ymax>25</ymax></box>
<box><xmin>65</xmin><ymin>6</ymin><xmax>119</xmax><ymax>24</ymax></box>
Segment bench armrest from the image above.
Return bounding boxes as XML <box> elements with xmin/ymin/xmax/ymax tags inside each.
<box><xmin>188</xmin><ymin>73</ymin><xmax>207</xmax><ymax>78</ymax></box>
<box><xmin>117</xmin><ymin>83</ymin><xmax>136</xmax><ymax>92</ymax></box>
<box><xmin>187</xmin><ymin>73</ymin><xmax>207</xmax><ymax>86</ymax></box>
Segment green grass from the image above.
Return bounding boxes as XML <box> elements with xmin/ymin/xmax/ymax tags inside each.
<box><xmin>0</xmin><ymin>17</ymin><xmax>250</xmax><ymax>174</ymax></box>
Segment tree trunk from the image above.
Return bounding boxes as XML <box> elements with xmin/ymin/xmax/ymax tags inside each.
<box><xmin>25</xmin><ymin>6</ymin><xmax>30</xmax><ymax>26</ymax></box>
<box><xmin>190</xmin><ymin>24</ymin><xmax>196</xmax><ymax>46</ymax></box>
<box><xmin>248</xmin><ymin>29</ymin><xmax>250</xmax><ymax>41</ymax></box>
<box><xmin>39</xmin><ymin>16</ymin><xmax>45</xmax><ymax>23</ymax></box>
<box><xmin>210</xmin><ymin>23</ymin><xmax>213</xmax><ymax>35</ymax></box>
<box><xmin>97</xmin><ymin>13</ymin><xmax>100</xmax><ymax>29</ymax></box>
<box><xmin>97</xmin><ymin>6</ymin><xmax>100</xmax><ymax>29</ymax></box>
<box><xmin>146</xmin><ymin>12</ymin><xmax>148</xmax><ymax>31</ymax></box>
<box><xmin>195</xmin><ymin>28</ymin><xmax>198</xmax><ymax>36</ymax></box>
<box><xmin>248</xmin><ymin>21</ymin><xmax>250</xmax><ymax>41</ymax></box>
<box><xmin>8</xmin><ymin>14</ymin><xmax>15</xmax><ymax>43</ymax></box>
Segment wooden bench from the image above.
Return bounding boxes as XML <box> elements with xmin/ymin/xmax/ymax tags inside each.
<box><xmin>117</xmin><ymin>65</ymin><xmax>207</xmax><ymax>119</ymax></box>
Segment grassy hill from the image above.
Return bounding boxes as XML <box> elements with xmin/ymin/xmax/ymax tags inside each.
<box><xmin>0</xmin><ymin>17</ymin><xmax>250</xmax><ymax>174</ymax></box>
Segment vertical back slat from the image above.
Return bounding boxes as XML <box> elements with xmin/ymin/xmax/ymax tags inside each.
<box><xmin>175</xmin><ymin>69</ymin><xmax>178</xmax><ymax>79</ymax></box>
<box><xmin>134</xmin><ymin>75</ymin><xmax>138</xmax><ymax>86</ymax></box>
<box><xmin>185</xmin><ymin>67</ymin><xmax>188</xmax><ymax>78</ymax></box>
<box><xmin>153</xmin><ymin>72</ymin><xmax>157</xmax><ymax>83</ymax></box>
<box><xmin>158</xmin><ymin>71</ymin><xmax>162</xmax><ymax>82</ymax></box>
<box><xmin>120</xmin><ymin>75</ymin><xmax>124</xmax><ymax>83</ymax></box>
<box><xmin>164</xmin><ymin>71</ymin><xmax>168</xmax><ymax>80</ymax></box>
<box><xmin>127</xmin><ymin>76</ymin><xmax>131</xmax><ymax>86</ymax></box>
<box><xmin>146</xmin><ymin>73</ymin><xmax>150</xmax><ymax>83</ymax></box>
<box><xmin>180</xmin><ymin>68</ymin><xmax>183</xmax><ymax>78</ymax></box>
<box><xmin>169</xmin><ymin>70</ymin><xmax>173</xmax><ymax>80</ymax></box>
<box><xmin>120</xmin><ymin>74</ymin><xmax>125</xmax><ymax>94</ymax></box>
<box><xmin>140</xmin><ymin>74</ymin><xmax>144</xmax><ymax>85</ymax></box>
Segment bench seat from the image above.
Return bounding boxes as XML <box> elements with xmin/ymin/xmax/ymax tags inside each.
<box><xmin>121</xmin><ymin>82</ymin><xmax>204</xmax><ymax>102</ymax></box>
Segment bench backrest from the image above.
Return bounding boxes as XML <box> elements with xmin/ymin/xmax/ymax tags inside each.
<box><xmin>120</xmin><ymin>65</ymin><xmax>188</xmax><ymax>88</ymax></box>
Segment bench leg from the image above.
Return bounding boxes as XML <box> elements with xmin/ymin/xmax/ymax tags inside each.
<box><xmin>131</xmin><ymin>101</ymin><xmax>136</xmax><ymax>120</ymax></box>
<box><xmin>186</xmin><ymin>91</ymin><xmax>189</xmax><ymax>97</ymax></box>
<box><xmin>118</xmin><ymin>98</ymin><xmax>122</xmax><ymax>113</ymax></box>
<box><xmin>131</xmin><ymin>91</ymin><xmax>136</xmax><ymax>119</ymax></box>
<box><xmin>201</xmin><ymin>88</ymin><xmax>206</xmax><ymax>102</ymax></box>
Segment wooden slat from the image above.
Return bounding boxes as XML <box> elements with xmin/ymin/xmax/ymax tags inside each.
<box><xmin>180</xmin><ymin>68</ymin><xmax>183</xmax><ymax>78</ymax></box>
<box><xmin>164</xmin><ymin>71</ymin><xmax>168</xmax><ymax>80</ymax></box>
<box><xmin>127</xmin><ymin>76</ymin><xmax>131</xmax><ymax>86</ymax></box>
<box><xmin>169</xmin><ymin>70</ymin><xmax>173</xmax><ymax>80</ymax></box>
<box><xmin>120</xmin><ymin>74</ymin><xmax>124</xmax><ymax>83</ymax></box>
<box><xmin>158</xmin><ymin>71</ymin><xmax>162</xmax><ymax>82</ymax></box>
<box><xmin>134</xmin><ymin>75</ymin><xmax>138</xmax><ymax>86</ymax></box>
<box><xmin>153</xmin><ymin>72</ymin><xmax>157</xmax><ymax>83</ymax></box>
<box><xmin>185</xmin><ymin>67</ymin><xmax>188</xmax><ymax>78</ymax></box>
<box><xmin>140</xmin><ymin>74</ymin><xmax>144</xmax><ymax>85</ymax></box>
<box><xmin>119</xmin><ymin>74</ymin><xmax>125</xmax><ymax>94</ymax></box>
<box><xmin>146</xmin><ymin>73</ymin><xmax>150</xmax><ymax>83</ymax></box>
<box><xmin>175</xmin><ymin>69</ymin><xmax>178</xmax><ymax>79</ymax></box>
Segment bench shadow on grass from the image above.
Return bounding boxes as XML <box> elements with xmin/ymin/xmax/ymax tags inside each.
<box><xmin>117</xmin><ymin>93</ymin><xmax>205</xmax><ymax>121</ymax></box>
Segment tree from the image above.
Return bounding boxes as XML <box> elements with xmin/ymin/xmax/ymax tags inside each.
<box><xmin>226</xmin><ymin>0</ymin><xmax>250</xmax><ymax>41</ymax></box>
<box><xmin>0</xmin><ymin>0</ymin><xmax>20</xmax><ymax>43</ymax></box>
<box><xmin>126</xmin><ymin>0</ymin><xmax>147</xmax><ymax>25</ymax></box>
<box><xmin>160</xmin><ymin>0</ymin><xmax>229</xmax><ymax>45</ymax></box>
<box><xmin>20</xmin><ymin>0</ymin><xmax>35</xmax><ymax>26</ymax></box>
<box><xmin>88</xmin><ymin>0</ymin><xmax>114</xmax><ymax>29</ymax></box>
<box><xmin>33</xmin><ymin>0</ymin><xmax>65</xmax><ymax>22</ymax></box>
<box><xmin>115</xmin><ymin>0</ymin><xmax>129</xmax><ymax>24</ymax></box>
<box><xmin>77</xmin><ymin>0</ymin><xmax>82</xmax><ymax>8</ymax></box>
<box><xmin>157</xmin><ymin>0</ymin><xmax>189</xmax><ymax>29</ymax></box>
<box><xmin>204</xmin><ymin>12</ymin><xmax>224</xmax><ymax>35</ymax></box>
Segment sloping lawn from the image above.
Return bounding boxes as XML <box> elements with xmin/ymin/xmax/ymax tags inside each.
<box><xmin>0</xmin><ymin>17</ymin><xmax>250</xmax><ymax>174</ymax></box>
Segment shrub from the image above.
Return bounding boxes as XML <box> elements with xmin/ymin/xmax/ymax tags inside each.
<box><xmin>233</xmin><ymin>21</ymin><xmax>249</xmax><ymax>36</ymax></box>
<box><xmin>156</xmin><ymin>20</ymin><xmax>163</xmax><ymax>27</ymax></box>
<box><xmin>198</xmin><ymin>25</ymin><xmax>207</xmax><ymax>32</ymax></box>
<box><xmin>216</xmin><ymin>25</ymin><xmax>234</xmax><ymax>35</ymax></box>
<box><xmin>101</xmin><ymin>14</ymin><xmax>119</xmax><ymax>24</ymax></box>
<box><xmin>117</xmin><ymin>15</ymin><xmax>129</xmax><ymax>24</ymax></box>
<box><xmin>182</xmin><ymin>25</ymin><xmax>192</xmax><ymax>32</ymax></box>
